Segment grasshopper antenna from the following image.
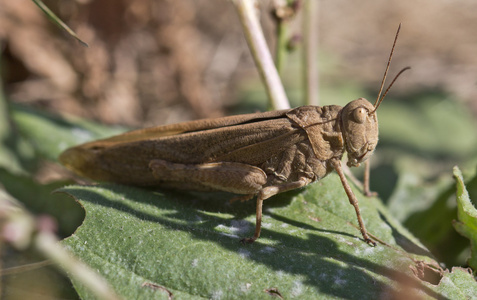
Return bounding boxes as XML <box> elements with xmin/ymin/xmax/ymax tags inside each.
<box><xmin>373</xmin><ymin>66</ymin><xmax>411</xmax><ymax>113</ymax></box>
<box><xmin>371</xmin><ymin>23</ymin><xmax>410</xmax><ymax>113</ymax></box>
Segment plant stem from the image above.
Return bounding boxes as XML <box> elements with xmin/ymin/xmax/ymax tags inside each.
<box><xmin>302</xmin><ymin>0</ymin><xmax>319</xmax><ymax>105</ymax></box>
<box><xmin>34</xmin><ymin>232</ymin><xmax>121</xmax><ymax>300</ymax></box>
<box><xmin>31</xmin><ymin>0</ymin><xmax>88</xmax><ymax>47</ymax></box>
<box><xmin>233</xmin><ymin>0</ymin><xmax>290</xmax><ymax>110</ymax></box>
<box><xmin>275</xmin><ymin>12</ymin><xmax>288</xmax><ymax>75</ymax></box>
<box><xmin>0</xmin><ymin>190</ymin><xmax>121</xmax><ymax>300</ymax></box>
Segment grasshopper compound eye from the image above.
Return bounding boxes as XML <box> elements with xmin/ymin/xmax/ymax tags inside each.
<box><xmin>353</xmin><ymin>107</ymin><xmax>367</xmax><ymax>124</ymax></box>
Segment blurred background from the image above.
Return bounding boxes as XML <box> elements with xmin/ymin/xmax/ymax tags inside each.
<box><xmin>1</xmin><ymin>0</ymin><xmax>477</xmax><ymax>298</ymax></box>
<box><xmin>2</xmin><ymin>0</ymin><xmax>477</xmax><ymax>123</ymax></box>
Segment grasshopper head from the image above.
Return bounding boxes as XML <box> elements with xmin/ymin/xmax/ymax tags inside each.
<box><xmin>338</xmin><ymin>23</ymin><xmax>410</xmax><ymax>168</ymax></box>
<box><xmin>340</xmin><ymin>98</ymin><xmax>378</xmax><ymax>167</ymax></box>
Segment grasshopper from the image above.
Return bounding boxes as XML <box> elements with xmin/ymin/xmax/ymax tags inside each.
<box><xmin>59</xmin><ymin>25</ymin><xmax>409</xmax><ymax>246</ymax></box>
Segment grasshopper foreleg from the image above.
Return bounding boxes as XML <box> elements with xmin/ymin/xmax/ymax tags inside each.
<box><xmin>331</xmin><ymin>158</ymin><xmax>376</xmax><ymax>246</ymax></box>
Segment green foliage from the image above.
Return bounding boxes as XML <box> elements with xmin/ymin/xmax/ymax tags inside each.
<box><xmin>0</xmin><ymin>169</ymin><xmax>83</xmax><ymax>238</ymax></box>
<box><xmin>10</xmin><ymin>104</ymin><xmax>126</xmax><ymax>162</ymax></box>
<box><xmin>0</xmin><ymin>103</ymin><xmax>123</xmax><ymax>299</ymax></box>
<box><xmin>0</xmin><ymin>86</ymin><xmax>34</xmax><ymax>175</ymax></box>
<box><xmin>377</xmin><ymin>94</ymin><xmax>477</xmax><ymax>158</ymax></box>
<box><xmin>453</xmin><ymin>166</ymin><xmax>477</xmax><ymax>272</ymax></box>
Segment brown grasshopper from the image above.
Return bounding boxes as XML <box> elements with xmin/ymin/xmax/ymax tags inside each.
<box><xmin>59</xmin><ymin>25</ymin><xmax>409</xmax><ymax>246</ymax></box>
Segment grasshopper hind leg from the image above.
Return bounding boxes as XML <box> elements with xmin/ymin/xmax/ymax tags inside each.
<box><xmin>149</xmin><ymin>159</ymin><xmax>311</xmax><ymax>244</ymax></box>
<box><xmin>149</xmin><ymin>159</ymin><xmax>268</xmax><ymax>194</ymax></box>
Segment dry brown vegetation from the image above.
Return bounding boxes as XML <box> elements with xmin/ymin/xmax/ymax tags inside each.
<box><xmin>2</xmin><ymin>0</ymin><xmax>477</xmax><ymax>123</ymax></box>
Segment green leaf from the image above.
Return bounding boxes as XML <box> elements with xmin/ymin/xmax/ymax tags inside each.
<box><xmin>435</xmin><ymin>267</ymin><xmax>477</xmax><ymax>299</ymax></box>
<box><xmin>453</xmin><ymin>166</ymin><xmax>477</xmax><ymax>272</ymax></box>
<box><xmin>387</xmin><ymin>167</ymin><xmax>470</xmax><ymax>267</ymax></box>
<box><xmin>376</xmin><ymin>95</ymin><xmax>477</xmax><ymax>159</ymax></box>
<box><xmin>0</xmin><ymin>82</ymin><xmax>35</xmax><ymax>174</ymax></box>
<box><xmin>0</xmin><ymin>169</ymin><xmax>83</xmax><ymax>238</ymax></box>
<box><xmin>59</xmin><ymin>174</ymin><xmax>476</xmax><ymax>299</ymax></box>
<box><xmin>10</xmin><ymin>104</ymin><xmax>127</xmax><ymax>162</ymax></box>
<box><xmin>1</xmin><ymin>103</ymin><xmax>126</xmax><ymax>174</ymax></box>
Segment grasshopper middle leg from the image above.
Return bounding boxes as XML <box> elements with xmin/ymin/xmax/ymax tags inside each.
<box><xmin>241</xmin><ymin>177</ymin><xmax>311</xmax><ymax>244</ymax></box>
<box><xmin>363</xmin><ymin>160</ymin><xmax>378</xmax><ymax>197</ymax></box>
